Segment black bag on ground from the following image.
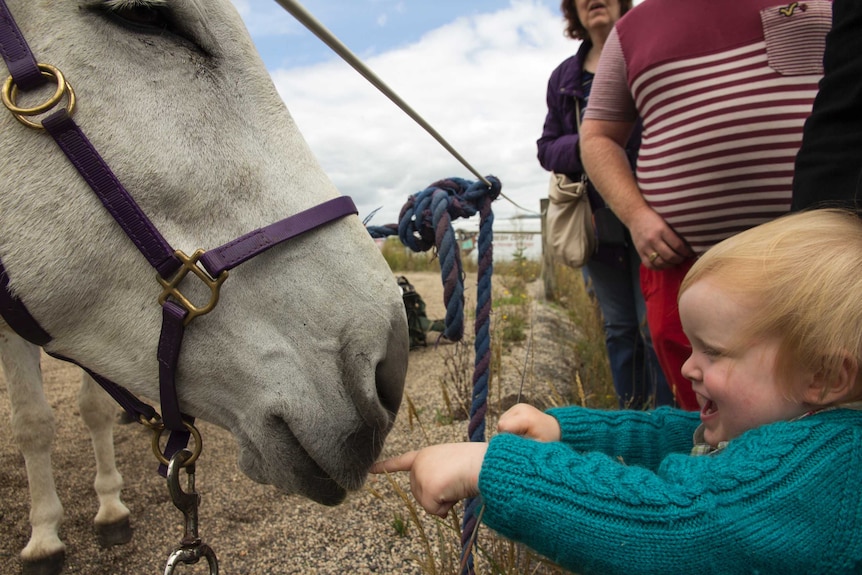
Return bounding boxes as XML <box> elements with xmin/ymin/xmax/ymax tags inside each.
<box><xmin>397</xmin><ymin>276</ymin><xmax>443</xmax><ymax>349</ymax></box>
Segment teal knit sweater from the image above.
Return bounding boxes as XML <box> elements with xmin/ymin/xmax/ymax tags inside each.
<box><xmin>478</xmin><ymin>406</ymin><xmax>862</xmax><ymax>574</ymax></box>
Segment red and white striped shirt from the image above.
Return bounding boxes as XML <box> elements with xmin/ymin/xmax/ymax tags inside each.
<box><xmin>585</xmin><ymin>0</ymin><xmax>831</xmax><ymax>253</ymax></box>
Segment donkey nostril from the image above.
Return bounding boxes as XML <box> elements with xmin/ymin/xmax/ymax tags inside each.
<box><xmin>373</xmin><ymin>319</ymin><xmax>407</xmax><ymax>420</ymax></box>
<box><xmin>375</xmin><ymin>358</ymin><xmax>404</xmax><ymax>418</ymax></box>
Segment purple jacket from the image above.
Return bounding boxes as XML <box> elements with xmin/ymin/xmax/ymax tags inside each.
<box><xmin>536</xmin><ymin>40</ymin><xmax>642</xmax><ymax>211</ymax></box>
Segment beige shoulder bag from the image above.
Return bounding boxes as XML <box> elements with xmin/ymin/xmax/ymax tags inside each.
<box><xmin>545</xmin><ymin>99</ymin><xmax>595</xmax><ymax>268</ymax></box>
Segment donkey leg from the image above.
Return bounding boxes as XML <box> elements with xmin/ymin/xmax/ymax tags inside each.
<box><xmin>1</xmin><ymin>336</ymin><xmax>66</xmax><ymax>575</ymax></box>
<box><xmin>77</xmin><ymin>373</ymin><xmax>132</xmax><ymax>547</ymax></box>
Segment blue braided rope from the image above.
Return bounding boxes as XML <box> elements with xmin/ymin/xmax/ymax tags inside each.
<box><xmin>432</xmin><ymin>188</ymin><xmax>465</xmax><ymax>341</ymax></box>
<box><xmin>366</xmin><ymin>224</ymin><xmax>398</xmax><ymax>238</ymax></box>
<box><xmin>367</xmin><ymin>176</ymin><xmax>501</xmax><ymax>575</ymax></box>
<box><xmin>459</xmin><ymin>190</ymin><xmax>494</xmax><ymax>575</ymax></box>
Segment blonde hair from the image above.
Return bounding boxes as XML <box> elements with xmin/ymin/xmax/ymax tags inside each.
<box><xmin>680</xmin><ymin>209</ymin><xmax>862</xmax><ymax>396</ymax></box>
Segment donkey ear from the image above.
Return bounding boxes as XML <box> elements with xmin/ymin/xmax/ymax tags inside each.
<box><xmin>802</xmin><ymin>352</ymin><xmax>860</xmax><ymax>406</ymax></box>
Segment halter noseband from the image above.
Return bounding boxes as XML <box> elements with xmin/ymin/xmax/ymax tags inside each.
<box><xmin>0</xmin><ymin>0</ymin><xmax>358</xmax><ymax>471</ymax></box>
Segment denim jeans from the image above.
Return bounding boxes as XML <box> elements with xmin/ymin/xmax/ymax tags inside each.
<box><xmin>584</xmin><ymin>242</ymin><xmax>674</xmax><ymax>409</ymax></box>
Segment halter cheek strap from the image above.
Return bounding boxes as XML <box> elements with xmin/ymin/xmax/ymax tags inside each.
<box><xmin>0</xmin><ymin>0</ymin><xmax>358</xmax><ymax>473</ymax></box>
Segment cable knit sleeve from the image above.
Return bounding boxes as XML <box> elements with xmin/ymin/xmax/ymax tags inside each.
<box><xmin>548</xmin><ymin>405</ymin><xmax>698</xmax><ymax>469</ymax></box>
<box><xmin>477</xmin><ymin>410</ymin><xmax>862</xmax><ymax>574</ymax></box>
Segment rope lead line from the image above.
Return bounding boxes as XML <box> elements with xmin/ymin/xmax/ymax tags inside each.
<box><xmin>460</xmin><ymin>176</ymin><xmax>495</xmax><ymax>575</ymax></box>
<box><xmin>369</xmin><ymin>176</ymin><xmax>499</xmax><ymax>575</ymax></box>
<box><xmin>366</xmin><ymin>176</ymin><xmax>498</xmax><ymax>573</ymax></box>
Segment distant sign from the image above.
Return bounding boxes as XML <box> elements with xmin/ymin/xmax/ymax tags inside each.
<box><xmin>456</xmin><ymin>216</ymin><xmax>542</xmax><ymax>262</ymax></box>
<box><xmin>373</xmin><ymin>216</ymin><xmax>543</xmax><ymax>262</ymax></box>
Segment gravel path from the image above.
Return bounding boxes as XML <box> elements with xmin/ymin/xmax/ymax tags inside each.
<box><xmin>0</xmin><ymin>272</ymin><xmax>578</xmax><ymax>574</ymax></box>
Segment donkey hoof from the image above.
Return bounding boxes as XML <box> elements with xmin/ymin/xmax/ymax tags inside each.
<box><xmin>95</xmin><ymin>516</ymin><xmax>133</xmax><ymax>547</ymax></box>
<box><xmin>22</xmin><ymin>550</ymin><xmax>65</xmax><ymax>575</ymax></box>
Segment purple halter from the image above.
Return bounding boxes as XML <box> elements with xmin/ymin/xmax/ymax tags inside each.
<box><xmin>0</xmin><ymin>0</ymin><xmax>358</xmax><ymax>470</ymax></box>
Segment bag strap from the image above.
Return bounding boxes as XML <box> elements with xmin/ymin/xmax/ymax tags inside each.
<box><xmin>574</xmin><ymin>99</ymin><xmax>588</xmax><ymax>185</ymax></box>
<box><xmin>575</xmin><ymin>98</ymin><xmax>582</xmax><ymax>133</ymax></box>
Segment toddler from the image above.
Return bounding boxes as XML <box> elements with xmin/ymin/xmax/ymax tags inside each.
<box><xmin>373</xmin><ymin>209</ymin><xmax>862</xmax><ymax>574</ymax></box>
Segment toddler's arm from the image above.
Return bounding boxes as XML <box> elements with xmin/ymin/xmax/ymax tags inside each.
<box><xmin>550</xmin><ymin>405</ymin><xmax>697</xmax><ymax>468</ymax></box>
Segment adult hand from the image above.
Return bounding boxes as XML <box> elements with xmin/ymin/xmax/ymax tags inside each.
<box><xmin>497</xmin><ymin>403</ymin><xmax>561</xmax><ymax>442</ymax></box>
<box><xmin>371</xmin><ymin>443</ymin><xmax>488</xmax><ymax>517</ymax></box>
<box><xmin>627</xmin><ymin>205</ymin><xmax>694</xmax><ymax>269</ymax></box>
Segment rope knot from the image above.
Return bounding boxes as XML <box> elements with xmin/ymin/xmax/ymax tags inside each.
<box><xmin>393</xmin><ymin>176</ymin><xmax>499</xmax><ymax>342</ymax></box>
<box><xmin>397</xmin><ymin>176</ymin><xmax>500</xmax><ymax>250</ymax></box>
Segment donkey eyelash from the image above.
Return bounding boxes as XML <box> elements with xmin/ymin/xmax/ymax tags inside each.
<box><xmin>103</xmin><ymin>0</ymin><xmax>168</xmax><ymax>9</ymax></box>
<box><xmin>96</xmin><ymin>0</ymin><xmax>209</xmax><ymax>56</ymax></box>
<box><xmin>98</xmin><ymin>0</ymin><xmax>172</xmax><ymax>33</ymax></box>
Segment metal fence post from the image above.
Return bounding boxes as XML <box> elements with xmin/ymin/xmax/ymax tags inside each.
<box><xmin>540</xmin><ymin>198</ymin><xmax>556</xmax><ymax>301</ymax></box>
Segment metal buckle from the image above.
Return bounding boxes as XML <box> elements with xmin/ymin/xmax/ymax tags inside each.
<box><xmin>157</xmin><ymin>250</ymin><xmax>228</xmax><ymax>326</ymax></box>
<box><xmin>2</xmin><ymin>63</ymin><xmax>76</xmax><ymax>129</ymax></box>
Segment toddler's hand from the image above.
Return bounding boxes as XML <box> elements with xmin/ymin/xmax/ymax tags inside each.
<box><xmin>497</xmin><ymin>403</ymin><xmax>561</xmax><ymax>442</ymax></box>
<box><xmin>371</xmin><ymin>442</ymin><xmax>487</xmax><ymax>517</ymax></box>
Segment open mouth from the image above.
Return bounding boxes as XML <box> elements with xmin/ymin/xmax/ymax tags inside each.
<box><xmin>700</xmin><ymin>398</ymin><xmax>718</xmax><ymax>418</ymax></box>
<box><xmin>588</xmin><ymin>2</ymin><xmax>608</xmax><ymax>13</ymax></box>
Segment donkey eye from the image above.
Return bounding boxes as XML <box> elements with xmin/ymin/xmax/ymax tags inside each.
<box><xmin>97</xmin><ymin>2</ymin><xmax>206</xmax><ymax>54</ymax></box>
<box><xmin>104</xmin><ymin>4</ymin><xmax>171</xmax><ymax>34</ymax></box>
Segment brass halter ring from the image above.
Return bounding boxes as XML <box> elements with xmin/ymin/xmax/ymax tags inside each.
<box><xmin>2</xmin><ymin>62</ymin><xmax>76</xmax><ymax>129</ymax></box>
<box><xmin>142</xmin><ymin>416</ymin><xmax>204</xmax><ymax>468</ymax></box>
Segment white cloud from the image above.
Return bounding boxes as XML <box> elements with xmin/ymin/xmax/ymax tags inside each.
<box><xmin>270</xmin><ymin>0</ymin><xmax>574</xmax><ymax>227</ymax></box>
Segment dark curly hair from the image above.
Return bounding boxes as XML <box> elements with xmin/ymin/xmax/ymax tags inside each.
<box><xmin>561</xmin><ymin>0</ymin><xmax>633</xmax><ymax>40</ymax></box>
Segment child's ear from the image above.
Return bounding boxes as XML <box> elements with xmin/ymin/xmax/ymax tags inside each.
<box><xmin>801</xmin><ymin>352</ymin><xmax>860</xmax><ymax>405</ymax></box>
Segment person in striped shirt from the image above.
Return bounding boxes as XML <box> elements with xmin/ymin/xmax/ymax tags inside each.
<box><xmin>579</xmin><ymin>0</ymin><xmax>831</xmax><ymax>410</ymax></box>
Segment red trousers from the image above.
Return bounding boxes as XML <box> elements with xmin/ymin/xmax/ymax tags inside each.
<box><xmin>639</xmin><ymin>260</ymin><xmax>699</xmax><ymax>411</ymax></box>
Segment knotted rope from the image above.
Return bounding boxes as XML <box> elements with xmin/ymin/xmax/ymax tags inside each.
<box><xmin>368</xmin><ymin>175</ymin><xmax>501</xmax><ymax>575</ymax></box>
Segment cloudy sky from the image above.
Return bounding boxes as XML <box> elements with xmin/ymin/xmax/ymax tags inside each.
<box><xmin>230</xmin><ymin>0</ymin><xmax>578</xmax><ymax>226</ymax></box>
